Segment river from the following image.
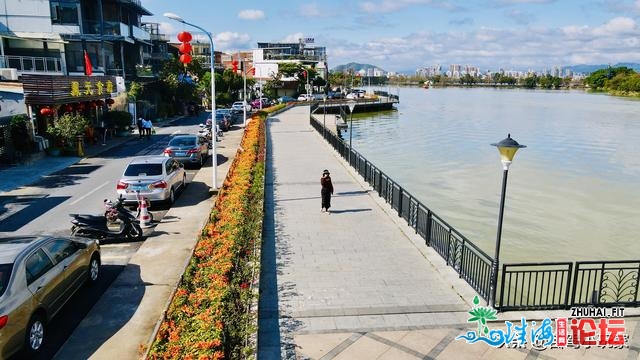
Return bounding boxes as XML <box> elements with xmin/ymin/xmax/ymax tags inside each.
<box><xmin>347</xmin><ymin>87</ymin><xmax>640</xmax><ymax>264</ymax></box>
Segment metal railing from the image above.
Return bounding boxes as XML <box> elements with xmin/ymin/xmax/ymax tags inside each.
<box><xmin>309</xmin><ymin>115</ymin><xmax>640</xmax><ymax>311</ymax></box>
<box><xmin>0</xmin><ymin>55</ymin><xmax>63</xmax><ymax>74</ymax></box>
<box><xmin>310</xmin><ymin>116</ymin><xmax>493</xmax><ymax>300</ymax></box>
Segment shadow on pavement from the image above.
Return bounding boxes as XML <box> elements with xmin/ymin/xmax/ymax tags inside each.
<box><xmin>327</xmin><ymin>208</ymin><xmax>372</xmax><ymax>214</ymax></box>
<box><xmin>0</xmin><ymin>195</ymin><xmax>70</xmax><ymax>232</ymax></box>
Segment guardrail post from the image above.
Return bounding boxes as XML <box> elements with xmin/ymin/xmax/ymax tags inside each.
<box><xmin>425</xmin><ymin>210</ymin><xmax>432</xmax><ymax>246</ymax></box>
<box><xmin>397</xmin><ymin>187</ymin><xmax>403</xmax><ymax>217</ymax></box>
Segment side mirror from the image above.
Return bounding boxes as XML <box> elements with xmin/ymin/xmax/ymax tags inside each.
<box><xmin>199</xmin><ymin>123</ymin><xmax>205</xmax><ymax>128</ymax></box>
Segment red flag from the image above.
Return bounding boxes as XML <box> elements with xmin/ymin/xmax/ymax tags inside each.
<box><xmin>84</xmin><ymin>50</ymin><xmax>93</xmax><ymax>76</ymax></box>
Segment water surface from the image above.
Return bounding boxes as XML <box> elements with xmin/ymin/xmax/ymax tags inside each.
<box><xmin>349</xmin><ymin>87</ymin><xmax>640</xmax><ymax>263</ymax></box>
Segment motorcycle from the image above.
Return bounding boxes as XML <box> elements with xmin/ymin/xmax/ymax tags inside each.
<box><xmin>70</xmin><ymin>196</ymin><xmax>143</xmax><ymax>241</ymax></box>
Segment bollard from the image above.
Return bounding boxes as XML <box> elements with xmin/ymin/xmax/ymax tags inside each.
<box><xmin>138</xmin><ymin>194</ymin><xmax>152</xmax><ymax>228</ymax></box>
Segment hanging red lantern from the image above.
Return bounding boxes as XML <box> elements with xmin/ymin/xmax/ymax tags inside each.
<box><xmin>106</xmin><ymin>98</ymin><xmax>115</xmax><ymax>105</ymax></box>
<box><xmin>177</xmin><ymin>31</ymin><xmax>192</xmax><ymax>43</ymax></box>
<box><xmin>180</xmin><ymin>53</ymin><xmax>192</xmax><ymax>64</ymax></box>
<box><xmin>96</xmin><ymin>100</ymin><xmax>105</xmax><ymax>106</ymax></box>
<box><xmin>178</xmin><ymin>42</ymin><xmax>192</xmax><ymax>54</ymax></box>
<box><xmin>39</xmin><ymin>107</ymin><xmax>51</xmax><ymax>116</ymax></box>
<box><xmin>76</xmin><ymin>102</ymin><xmax>85</xmax><ymax>110</ymax></box>
<box><xmin>64</xmin><ymin>104</ymin><xmax>74</xmax><ymax>112</ymax></box>
<box><xmin>89</xmin><ymin>101</ymin><xmax>97</xmax><ymax>108</ymax></box>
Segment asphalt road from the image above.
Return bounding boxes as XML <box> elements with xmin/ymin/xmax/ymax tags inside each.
<box><xmin>1</xmin><ymin>111</ymin><xmax>232</xmax><ymax>359</ymax></box>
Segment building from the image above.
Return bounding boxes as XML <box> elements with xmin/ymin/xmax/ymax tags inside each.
<box><xmin>252</xmin><ymin>38</ymin><xmax>327</xmax><ymax>79</ymax></box>
<box><xmin>0</xmin><ymin>0</ymin><xmax>154</xmax><ymax>80</ymax></box>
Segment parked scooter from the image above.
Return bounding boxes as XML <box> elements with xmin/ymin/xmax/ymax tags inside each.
<box><xmin>71</xmin><ymin>196</ymin><xmax>143</xmax><ymax>241</ymax></box>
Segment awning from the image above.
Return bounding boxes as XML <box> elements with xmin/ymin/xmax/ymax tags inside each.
<box><xmin>0</xmin><ymin>32</ymin><xmax>66</xmax><ymax>43</ymax></box>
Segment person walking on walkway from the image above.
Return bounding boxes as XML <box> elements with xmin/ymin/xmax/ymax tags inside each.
<box><xmin>136</xmin><ymin>117</ymin><xmax>144</xmax><ymax>139</ymax></box>
<box><xmin>321</xmin><ymin>169</ymin><xmax>334</xmax><ymax>212</ymax></box>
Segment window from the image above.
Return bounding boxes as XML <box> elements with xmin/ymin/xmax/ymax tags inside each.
<box><xmin>124</xmin><ymin>163</ymin><xmax>163</xmax><ymax>176</ymax></box>
<box><xmin>43</xmin><ymin>239</ymin><xmax>77</xmax><ymax>264</ymax></box>
<box><xmin>50</xmin><ymin>1</ymin><xmax>79</xmax><ymax>25</ymax></box>
<box><xmin>0</xmin><ymin>264</ymin><xmax>13</xmax><ymax>297</ymax></box>
<box><xmin>25</xmin><ymin>249</ymin><xmax>54</xmax><ymax>285</ymax></box>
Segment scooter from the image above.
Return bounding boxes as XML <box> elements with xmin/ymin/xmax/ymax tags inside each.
<box><xmin>70</xmin><ymin>196</ymin><xmax>143</xmax><ymax>241</ymax></box>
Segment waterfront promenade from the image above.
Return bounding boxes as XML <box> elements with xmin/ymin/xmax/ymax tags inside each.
<box><xmin>258</xmin><ymin>105</ymin><xmax>640</xmax><ymax>359</ymax></box>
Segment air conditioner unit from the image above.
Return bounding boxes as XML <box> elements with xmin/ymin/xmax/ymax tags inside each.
<box><xmin>0</xmin><ymin>68</ymin><xmax>18</xmax><ymax>81</ymax></box>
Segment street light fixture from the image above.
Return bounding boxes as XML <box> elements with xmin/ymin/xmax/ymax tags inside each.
<box><xmin>164</xmin><ymin>12</ymin><xmax>218</xmax><ymax>191</ymax></box>
<box><xmin>347</xmin><ymin>100</ymin><xmax>356</xmax><ymax>165</ymax></box>
<box><xmin>488</xmin><ymin>133</ymin><xmax>526</xmax><ymax>308</ymax></box>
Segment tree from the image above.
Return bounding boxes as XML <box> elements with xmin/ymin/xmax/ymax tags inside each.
<box><xmin>47</xmin><ymin>113</ymin><xmax>89</xmax><ymax>148</ymax></box>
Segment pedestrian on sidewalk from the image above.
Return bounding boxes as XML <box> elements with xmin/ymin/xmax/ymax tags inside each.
<box><xmin>142</xmin><ymin>118</ymin><xmax>153</xmax><ymax>139</ymax></box>
<box><xmin>321</xmin><ymin>169</ymin><xmax>334</xmax><ymax>212</ymax></box>
<box><xmin>136</xmin><ymin>117</ymin><xmax>144</xmax><ymax>139</ymax></box>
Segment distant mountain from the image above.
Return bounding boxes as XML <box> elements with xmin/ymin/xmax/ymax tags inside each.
<box><xmin>332</xmin><ymin>62</ymin><xmax>385</xmax><ymax>73</ymax></box>
<box><xmin>559</xmin><ymin>63</ymin><xmax>640</xmax><ymax>74</ymax></box>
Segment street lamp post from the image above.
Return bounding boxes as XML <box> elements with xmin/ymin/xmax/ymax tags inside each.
<box><xmin>488</xmin><ymin>134</ymin><xmax>526</xmax><ymax>308</ymax></box>
<box><xmin>242</xmin><ymin>58</ymin><xmax>247</xmax><ymax>127</ymax></box>
<box><xmin>322</xmin><ymin>94</ymin><xmax>327</xmax><ymax>139</ymax></box>
<box><xmin>347</xmin><ymin>100</ymin><xmax>356</xmax><ymax>165</ymax></box>
<box><xmin>164</xmin><ymin>12</ymin><xmax>217</xmax><ymax>191</ymax></box>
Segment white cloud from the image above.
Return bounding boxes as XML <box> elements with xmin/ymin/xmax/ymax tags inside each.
<box><xmin>359</xmin><ymin>0</ymin><xmax>445</xmax><ymax>14</ymax></box>
<box><xmin>238</xmin><ymin>9</ymin><xmax>265</xmax><ymax>20</ymax></box>
<box><xmin>280</xmin><ymin>32</ymin><xmax>305</xmax><ymax>43</ymax></box>
<box><xmin>213</xmin><ymin>32</ymin><xmax>252</xmax><ymax>51</ymax></box>
<box><xmin>325</xmin><ymin>16</ymin><xmax>640</xmax><ymax>72</ymax></box>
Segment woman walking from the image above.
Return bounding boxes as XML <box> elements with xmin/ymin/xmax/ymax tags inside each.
<box><xmin>320</xmin><ymin>169</ymin><xmax>334</xmax><ymax>212</ymax></box>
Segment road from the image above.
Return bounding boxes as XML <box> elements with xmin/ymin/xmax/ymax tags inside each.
<box><xmin>0</xmin><ymin>111</ymin><xmax>242</xmax><ymax>359</ymax></box>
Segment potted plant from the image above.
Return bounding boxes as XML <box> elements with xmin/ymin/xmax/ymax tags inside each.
<box><xmin>46</xmin><ymin>113</ymin><xmax>89</xmax><ymax>155</ymax></box>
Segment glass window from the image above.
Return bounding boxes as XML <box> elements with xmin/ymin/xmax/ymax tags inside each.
<box><xmin>50</xmin><ymin>1</ymin><xmax>79</xmax><ymax>25</ymax></box>
<box><xmin>25</xmin><ymin>249</ymin><xmax>54</xmax><ymax>285</ymax></box>
<box><xmin>43</xmin><ymin>239</ymin><xmax>77</xmax><ymax>264</ymax></box>
<box><xmin>0</xmin><ymin>264</ymin><xmax>13</xmax><ymax>297</ymax></box>
<box><xmin>124</xmin><ymin>163</ymin><xmax>163</xmax><ymax>176</ymax></box>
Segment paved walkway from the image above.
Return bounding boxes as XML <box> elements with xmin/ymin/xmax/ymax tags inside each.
<box><xmin>259</xmin><ymin>106</ymin><xmax>640</xmax><ymax>360</ymax></box>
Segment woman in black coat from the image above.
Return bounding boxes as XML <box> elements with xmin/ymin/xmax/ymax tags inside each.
<box><xmin>320</xmin><ymin>169</ymin><xmax>334</xmax><ymax>212</ymax></box>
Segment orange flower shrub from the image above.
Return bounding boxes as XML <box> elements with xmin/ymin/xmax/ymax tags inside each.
<box><xmin>149</xmin><ymin>112</ymin><xmax>267</xmax><ymax>359</ymax></box>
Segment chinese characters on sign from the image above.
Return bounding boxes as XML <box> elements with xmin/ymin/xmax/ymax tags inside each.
<box><xmin>70</xmin><ymin>80</ymin><xmax>114</xmax><ymax>97</ymax></box>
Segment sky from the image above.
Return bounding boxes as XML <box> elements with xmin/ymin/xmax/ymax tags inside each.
<box><xmin>142</xmin><ymin>0</ymin><xmax>640</xmax><ymax>73</ymax></box>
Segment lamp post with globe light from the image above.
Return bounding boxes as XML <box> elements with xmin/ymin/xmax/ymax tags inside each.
<box><xmin>164</xmin><ymin>12</ymin><xmax>217</xmax><ymax>191</ymax></box>
<box><xmin>488</xmin><ymin>134</ymin><xmax>526</xmax><ymax>308</ymax></box>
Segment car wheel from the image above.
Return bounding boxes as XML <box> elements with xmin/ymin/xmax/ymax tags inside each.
<box><xmin>87</xmin><ymin>255</ymin><xmax>100</xmax><ymax>284</ymax></box>
<box><xmin>24</xmin><ymin>314</ymin><xmax>45</xmax><ymax>355</ymax></box>
<box><xmin>126</xmin><ymin>223</ymin><xmax>143</xmax><ymax>240</ymax></box>
<box><xmin>168</xmin><ymin>188</ymin><xmax>175</xmax><ymax>205</ymax></box>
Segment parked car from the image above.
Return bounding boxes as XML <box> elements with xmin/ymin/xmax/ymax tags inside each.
<box><xmin>116</xmin><ymin>156</ymin><xmax>186</xmax><ymax>206</ymax></box>
<box><xmin>0</xmin><ymin>235</ymin><xmax>101</xmax><ymax>358</ymax></box>
<box><xmin>327</xmin><ymin>91</ymin><xmax>344</xmax><ymax>99</ymax></box>
<box><xmin>297</xmin><ymin>94</ymin><xmax>311</xmax><ymax>101</ymax></box>
<box><xmin>250</xmin><ymin>98</ymin><xmax>270</xmax><ymax>109</ymax></box>
<box><xmin>163</xmin><ymin>135</ymin><xmax>209</xmax><ymax>168</ymax></box>
<box><xmin>231</xmin><ymin>101</ymin><xmax>251</xmax><ymax>113</ymax></box>
<box><xmin>278</xmin><ymin>95</ymin><xmax>297</xmax><ymax>104</ymax></box>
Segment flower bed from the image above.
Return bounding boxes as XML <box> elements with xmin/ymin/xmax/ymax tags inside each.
<box><xmin>148</xmin><ymin>109</ymin><xmax>268</xmax><ymax>359</ymax></box>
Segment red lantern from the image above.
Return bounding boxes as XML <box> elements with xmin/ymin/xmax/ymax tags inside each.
<box><xmin>180</xmin><ymin>54</ymin><xmax>192</xmax><ymax>64</ymax></box>
<box><xmin>232</xmin><ymin>60</ymin><xmax>238</xmax><ymax>72</ymax></box>
<box><xmin>177</xmin><ymin>31</ymin><xmax>192</xmax><ymax>43</ymax></box>
<box><xmin>89</xmin><ymin>101</ymin><xmax>97</xmax><ymax>108</ymax></box>
<box><xmin>39</xmin><ymin>107</ymin><xmax>51</xmax><ymax>116</ymax></box>
<box><xmin>64</xmin><ymin>104</ymin><xmax>73</xmax><ymax>112</ymax></box>
<box><xmin>178</xmin><ymin>42</ymin><xmax>192</xmax><ymax>54</ymax></box>
<box><xmin>106</xmin><ymin>98</ymin><xmax>115</xmax><ymax>105</ymax></box>
<box><xmin>96</xmin><ymin>100</ymin><xmax>105</xmax><ymax>106</ymax></box>
<box><xmin>76</xmin><ymin>102</ymin><xmax>85</xmax><ymax>110</ymax></box>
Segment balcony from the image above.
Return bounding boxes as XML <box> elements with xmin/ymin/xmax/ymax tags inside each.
<box><xmin>0</xmin><ymin>55</ymin><xmax>64</xmax><ymax>77</ymax></box>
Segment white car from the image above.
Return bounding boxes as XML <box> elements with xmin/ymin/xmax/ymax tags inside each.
<box><xmin>231</xmin><ymin>101</ymin><xmax>251</xmax><ymax>113</ymax></box>
<box><xmin>297</xmin><ymin>94</ymin><xmax>312</xmax><ymax>101</ymax></box>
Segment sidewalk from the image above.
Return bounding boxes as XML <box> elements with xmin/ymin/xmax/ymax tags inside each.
<box><xmin>259</xmin><ymin>106</ymin><xmax>640</xmax><ymax>360</ymax></box>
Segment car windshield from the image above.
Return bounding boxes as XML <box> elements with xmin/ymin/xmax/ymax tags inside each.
<box><xmin>0</xmin><ymin>263</ymin><xmax>13</xmax><ymax>297</ymax></box>
<box><xmin>124</xmin><ymin>163</ymin><xmax>163</xmax><ymax>176</ymax></box>
<box><xmin>169</xmin><ymin>137</ymin><xmax>196</xmax><ymax>147</ymax></box>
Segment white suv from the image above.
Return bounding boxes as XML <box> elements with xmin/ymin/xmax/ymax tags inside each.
<box><xmin>231</xmin><ymin>101</ymin><xmax>251</xmax><ymax>113</ymax></box>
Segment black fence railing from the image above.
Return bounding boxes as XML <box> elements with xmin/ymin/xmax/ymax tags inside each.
<box><xmin>310</xmin><ymin>116</ymin><xmax>493</xmax><ymax>300</ymax></box>
<box><xmin>309</xmin><ymin>115</ymin><xmax>640</xmax><ymax>311</ymax></box>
